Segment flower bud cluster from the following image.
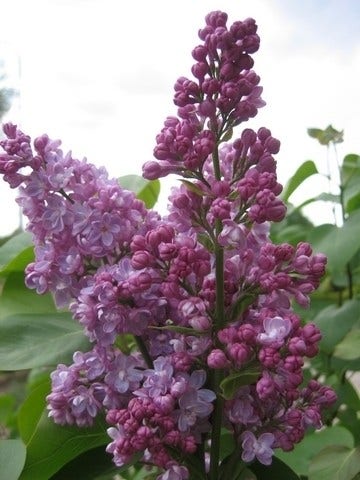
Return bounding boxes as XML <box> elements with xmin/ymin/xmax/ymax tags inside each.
<box><xmin>0</xmin><ymin>10</ymin><xmax>336</xmax><ymax>479</ymax></box>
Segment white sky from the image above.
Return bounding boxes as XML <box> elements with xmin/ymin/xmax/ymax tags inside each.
<box><xmin>0</xmin><ymin>0</ymin><xmax>359</xmax><ymax>236</ymax></box>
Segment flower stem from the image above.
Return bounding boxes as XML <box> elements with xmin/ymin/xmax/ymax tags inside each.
<box><xmin>209</xmin><ymin>218</ymin><xmax>226</xmax><ymax>478</ymax></box>
<box><xmin>134</xmin><ymin>335</ymin><xmax>153</xmax><ymax>368</ymax></box>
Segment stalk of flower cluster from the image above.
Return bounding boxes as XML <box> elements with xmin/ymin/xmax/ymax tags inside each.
<box><xmin>209</xmin><ymin>163</ymin><xmax>226</xmax><ymax>479</ymax></box>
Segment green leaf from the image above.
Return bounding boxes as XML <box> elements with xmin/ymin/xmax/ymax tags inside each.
<box><xmin>334</xmin><ymin>327</ymin><xmax>360</xmax><ymax>360</ymax></box>
<box><xmin>18</xmin><ymin>376</ymin><xmax>51</xmax><ymax>444</ymax></box>
<box><xmin>197</xmin><ymin>233</ymin><xmax>214</xmax><ymax>252</ymax></box>
<box><xmin>0</xmin><ymin>272</ymin><xmax>56</xmax><ymax>318</ymax></box>
<box><xmin>180</xmin><ymin>179</ymin><xmax>205</xmax><ymax>196</ymax></box>
<box><xmin>307</xmin><ymin>211</ymin><xmax>360</xmax><ymax>272</ymax></box>
<box><xmin>0</xmin><ymin>439</ymin><xmax>26</xmax><ymax>480</ymax></box>
<box><xmin>219</xmin><ymin>429</ymin><xmax>236</xmax><ymax>461</ymax></box>
<box><xmin>50</xmin><ymin>446</ymin><xmax>121</xmax><ymax>480</ymax></box>
<box><xmin>230</xmin><ymin>293</ymin><xmax>257</xmax><ymax>322</ymax></box>
<box><xmin>0</xmin><ymin>231</ymin><xmax>33</xmax><ymax>274</ymax></box>
<box><xmin>238</xmin><ymin>469</ymin><xmax>256</xmax><ymax>480</ymax></box>
<box><xmin>150</xmin><ymin>324</ymin><xmax>206</xmax><ymax>335</ymax></box>
<box><xmin>0</xmin><ymin>313</ymin><xmax>91</xmax><ymax>370</ymax></box>
<box><xmin>281</xmin><ymin>160</ymin><xmax>318</xmax><ymax>202</ymax></box>
<box><xmin>295</xmin><ymin>192</ymin><xmax>340</xmax><ymax>210</ymax></box>
<box><xmin>341</xmin><ymin>154</ymin><xmax>360</xmax><ymax>187</ymax></box>
<box><xmin>336</xmin><ymin>378</ymin><xmax>360</xmax><ymax>412</ymax></box>
<box><xmin>118</xmin><ymin>175</ymin><xmax>160</xmax><ymax>208</ymax></box>
<box><xmin>341</xmin><ymin>154</ymin><xmax>360</xmax><ymax>213</ymax></box>
<box><xmin>276</xmin><ymin>426</ymin><xmax>354</xmax><ymax>477</ymax></box>
<box><xmin>313</xmin><ymin>300</ymin><xmax>360</xmax><ymax>354</ymax></box>
<box><xmin>250</xmin><ymin>456</ymin><xmax>300</xmax><ymax>479</ymax></box>
<box><xmin>309</xmin><ymin>445</ymin><xmax>360</xmax><ymax>480</ymax></box>
<box><xmin>0</xmin><ymin>393</ymin><xmax>16</xmax><ymax>424</ymax></box>
<box><xmin>19</xmin><ymin>413</ymin><xmax>109</xmax><ymax>480</ymax></box>
<box><xmin>308</xmin><ymin>125</ymin><xmax>344</xmax><ymax>145</ymax></box>
<box><xmin>220</xmin><ymin>369</ymin><xmax>260</xmax><ymax>400</ymax></box>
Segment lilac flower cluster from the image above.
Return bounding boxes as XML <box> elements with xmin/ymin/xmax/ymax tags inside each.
<box><xmin>0</xmin><ymin>10</ymin><xmax>336</xmax><ymax>479</ymax></box>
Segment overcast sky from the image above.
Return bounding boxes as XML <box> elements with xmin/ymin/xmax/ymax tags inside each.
<box><xmin>0</xmin><ymin>0</ymin><xmax>359</xmax><ymax>236</ymax></box>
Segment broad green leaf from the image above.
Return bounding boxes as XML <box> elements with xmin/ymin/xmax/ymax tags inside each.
<box><xmin>313</xmin><ymin>300</ymin><xmax>360</xmax><ymax>353</ymax></box>
<box><xmin>250</xmin><ymin>456</ymin><xmax>300</xmax><ymax>479</ymax></box>
<box><xmin>220</xmin><ymin>369</ymin><xmax>260</xmax><ymax>400</ymax></box>
<box><xmin>307</xmin><ymin>125</ymin><xmax>344</xmax><ymax>145</ymax></box>
<box><xmin>332</xmin><ymin>356</ymin><xmax>360</xmax><ymax>374</ymax></box>
<box><xmin>219</xmin><ymin>429</ymin><xmax>236</xmax><ymax>461</ymax></box>
<box><xmin>0</xmin><ymin>272</ymin><xmax>55</xmax><ymax>318</ymax></box>
<box><xmin>295</xmin><ymin>192</ymin><xmax>340</xmax><ymax>210</ymax></box>
<box><xmin>50</xmin><ymin>446</ymin><xmax>123</xmax><ymax>480</ymax></box>
<box><xmin>19</xmin><ymin>412</ymin><xmax>108</xmax><ymax>480</ymax></box>
<box><xmin>336</xmin><ymin>378</ymin><xmax>360</xmax><ymax>412</ymax></box>
<box><xmin>334</xmin><ymin>327</ymin><xmax>360</xmax><ymax>360</ymax></box>
<box><xmin>238</xmin><ymin>469</ymin><xmax>256</xmax><ymax>480</ymax></box>
<box><xmin>0</xmin><ymin>231</ymin><xmax>33</xmax><ymax>273</ymax></box>
<box><xmin>341</xmin><ymin>154</ymin><xmax>360</xmax><ymax>187</ymax></box>
<box><xmin>118</xmin><ymin>174</ymin><xmax>160</xmax><ymax>208</ymax></box>
<box><xmin>0</xmin><ymin>313</ymin><xmax>90</xmax><ymax>370</ymax></box>
<box><xmin>309</xmin><ymin>445</ymin><xmax>360</xmax><ymax>480</ymax></box>
<box><xmin>219</xmin><ymin>452</ymin><xmax>247</xmax><ymax>480</ymax></box>
<box><xmin>0</xmin><ymin>439</ymin><xmax>26</xmax><ymax>480</ymax></box>
<box><xmin>0</xmin><ymin>393</ymin><xmax>16</xmax><ymax>423</ymax></box>
<box><xmin>338</xmin><ymin>408</ymin><xmax>360</xmax><ymax>443</ymax></box>
<box><xmin>276</xmin><ymin>426</ymin><xmax>354</xmax><ymax>477</ymax></box>
<box><xmin>0</xmin><ymin>246</ymin><xmax>34</xmax><ymax>277</ymax></box>
<box><xmin>18</xmin><ymin>376</ymin><xmax>51</xmax><ymax>444</ymax></box>
<box><xmin>341</xmin><ymin>154</ymin><xmax>360</xmax><ymax>213</ymax></box>
<box><xmin>307</xmin><ymin>211</ymin><xmax>360</xmax><ymax>272</ymax></box>
<box><xmin>281</xmin><ymin>160</ymin><xmax>318</xmax><ymax>202</ymax></box>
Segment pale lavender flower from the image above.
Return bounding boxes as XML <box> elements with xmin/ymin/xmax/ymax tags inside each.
<box><xmin>157</xmin><ymin>464</ymin><xmax>189</xmax><ymax>480</ymax></box>
<box><xmin>176</xmin><ymin>370</ymin><xmax>216</xmax><ymax>432</ymax></box>
<box><xmin>105</xmin><ymin>352</ymin><xmax>143</xmax><ymax>393</ymax></box>
<box><xmin>257</xmin><ymin>316</ymin><xmax>291</xmax><ymax>346</ymax></box>
<box><xmin>140</xmin><ymin>356</ymin><xmax>174</xmax><ymax>398</ymax></box>
<box><xmin>241</xmin><ymin>430</ymin><xmax>274</xmax><ymax>465</ymax></box>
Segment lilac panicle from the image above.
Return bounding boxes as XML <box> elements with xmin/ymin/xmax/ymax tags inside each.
<box><xmin>0</xmin><ymin>9</ymin><xmax>337</xmax><ymax>478</ymax></box>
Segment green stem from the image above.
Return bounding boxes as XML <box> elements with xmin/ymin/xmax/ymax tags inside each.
<box><xmin>212</xmin><ymin>148</ymin><xmax>221</xmax><ymax>181</ymax></box>
<box><xmin>134</xmin><ymin>335</ymin><xmax>153</xmax><ymax>368</ymax></box>
<box><xmin>208</xmin><ymin>143</ymin><xmax>226</xmax><ymax>479</ymax></box>
<box><xmin>209</xmin><ymin>370</ymin><xmax>224</xmax><ymax>480</ymax></box>
<box><xmin>209</xmin><ymin>211</ymin><xmax>226</xmax><ymax>478</ymax></box>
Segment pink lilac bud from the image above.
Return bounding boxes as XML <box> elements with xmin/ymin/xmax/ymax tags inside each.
<box><xmin>131</xmin><ymin>250</ymin><xmax>155</xmax><ymax>269</ymax></box>
<box><xmin>256</xmin><ymin>372</ymin><xmax>275</xmax><ymax>400</ymax></box>
<box><xmin>249</xmin><ymin>191</ymin><xmax>286</xmax><ymax>223</ymax></box>
<box><xmin>227</xmin><ymin>343</ymin><xmax>251</xmax><ymax>367</ymax></box>
<box><xmin>258</xmin><ymin>347</ymin><xmax>281</xmax><ymax>368</ymax></box>
<box><xmin>303</xmin><ymin>406</ymin><xmax>322</xmax><ymax>428</ymax></box>
<box><xmin>189</xmin><ymin>315</ymin><xmax>211</xmax><ymax>331</ymax></box>
<box><xmin>207</xmin><ymin>349</ymin><xmax>230</xmax><ymax>369</ymax></box>
<box><xmin>218</xmin><ymin>326</ymin><xmax>238</xmax><ymax>344</ymax></box>
<box><xmin>237</xmin><ymin>324</ymin><xmax>257</xmax><ymax>344</ymax></box>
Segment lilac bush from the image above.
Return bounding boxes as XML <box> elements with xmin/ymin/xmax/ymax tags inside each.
<box><xmin>0</xmin><ymin>10</ymin><xmax>336</xmax><ymax>480</ymax></box>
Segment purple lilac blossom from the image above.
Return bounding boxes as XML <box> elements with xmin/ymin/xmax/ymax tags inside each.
<box><xmin>0</xmin><ymin>9</ymin><xmax>337</xmax><ymax>477</ymax></box>
<box><xmin>241</xmin><ymin>431</ymin><xmax>275</xmax><ymax>465</ymax></box>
